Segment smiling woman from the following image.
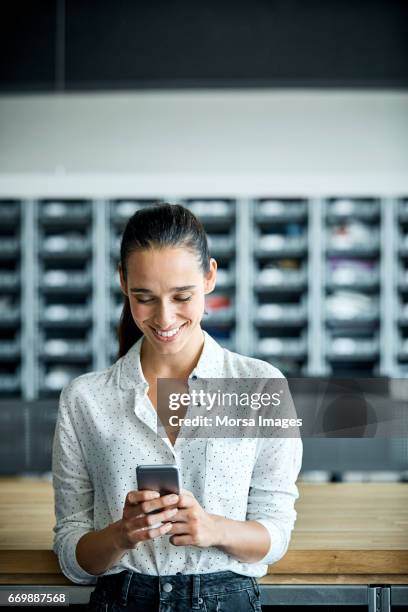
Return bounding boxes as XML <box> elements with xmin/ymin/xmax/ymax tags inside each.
<box><xmin>51</xmin><ymin>202</ymin><xmax>302</xmax><ymax>612</ymax></box>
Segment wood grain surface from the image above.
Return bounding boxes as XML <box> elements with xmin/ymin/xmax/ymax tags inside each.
<box><xmin>0</xmin><ymin>478</ymin><xmax>407</xmax><ymax>584</ymax></box>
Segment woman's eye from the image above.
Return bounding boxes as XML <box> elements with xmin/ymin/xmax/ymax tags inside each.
<box><xmin>134</xmin><ymin>296</ymin><xmax>191</xmax><ymax>304</ymax></box>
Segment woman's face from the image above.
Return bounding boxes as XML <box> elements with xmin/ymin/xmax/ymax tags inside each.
<box><xmin>119</xmin><ymin>246</ymin><xmax>217</xmax><ymax>355</ymax></box>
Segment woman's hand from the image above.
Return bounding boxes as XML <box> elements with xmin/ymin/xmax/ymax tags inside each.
<box><xmin>115</xmin><ymin>490</ymin><xmax>179</xmax><ymax>550</ymax></box>
<box><xmin>167</xmin><ymin>489</ymin><xmax>219</xmax><ymax>548</ymax></box>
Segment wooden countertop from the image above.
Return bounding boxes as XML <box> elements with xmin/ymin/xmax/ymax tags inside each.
<box><xmin>0</xmin><ymin>478</ymin><xmax>407</xmax><ymax>585</ymax></box>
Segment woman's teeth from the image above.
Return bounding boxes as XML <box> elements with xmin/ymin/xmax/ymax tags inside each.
<box><xmin>154</xmin><ymin>323</ymin><xmax>186</xmax><ymax>338</ymax></box>
<box><xmin>156</xmin><ymin>327</ymin><xmax>180</xmax><ymax>337</ymax></box>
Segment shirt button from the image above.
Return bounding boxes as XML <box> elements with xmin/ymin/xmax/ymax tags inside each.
<box><xmin>162</xmin><ymin>583</ymin><xmax>173</xmax><ymax>593</ymax></box>
<box><xmin>191</xmin><ymin>375</ymin><xmax>198</xmax><ymax>380</ymax></box>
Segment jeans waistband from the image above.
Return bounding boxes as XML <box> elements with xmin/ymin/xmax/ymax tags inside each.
<box><xmin>96</xmin><ymin>570</ymin><xmax>259</xmax><ymax>609</ymax></box>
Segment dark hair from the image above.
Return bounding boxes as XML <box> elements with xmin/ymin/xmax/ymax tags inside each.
<box><xmin>117</xmin><ymin>203</ymin><xmax>211</xmax><ymax>358</ymax></box>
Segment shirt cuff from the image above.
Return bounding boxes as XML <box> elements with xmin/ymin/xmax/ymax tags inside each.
<box><xmin>254</xmin><ymin>519</ymin><xmax>288</xmax><ymax>565</ymax></box>
<box><xmin>56</xmin><ymin>530</ymin><xmax>98</xmax><ymax>585</ymax></box>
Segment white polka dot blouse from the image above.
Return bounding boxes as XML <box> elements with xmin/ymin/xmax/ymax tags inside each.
<box><xmin>52</xmin><ymin>330</ymin><xmax>302</xmax><ymax>584</ymax></box>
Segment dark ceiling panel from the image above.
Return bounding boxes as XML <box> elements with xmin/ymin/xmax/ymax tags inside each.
<box><xmin>65</xmin><ymin>0</ymin><xmax>408</xmax><ymax>89</ymax></box>
<box><xmin>0</xmin><ymin>1</ymin><xmax>57</xmax><ymax>91</ymax></box>
<box><xmin>1</xmin><ymin>1</ymin><xmax>407</xmax><ymax>91</ymax></box>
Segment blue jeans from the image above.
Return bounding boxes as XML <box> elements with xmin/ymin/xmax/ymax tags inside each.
<box><xmin>87</xmin><ymin>569</ymin><xmax>262</xmax><ymax>612</ymax></box>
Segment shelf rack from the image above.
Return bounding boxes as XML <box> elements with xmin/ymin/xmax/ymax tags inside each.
<box><xmin>396</xmin><ymin>198</ymin><xmax>408</xmax><ymax>374</ymax></box>
<box><xmin>252</xmin><ymin>198</ymin><xmax>309</xmax><ymax>375</ymax></box>
<box><xmin>36</xmin><ymin>200</ymin><xmax>95</xmax><ymax>395</ymax></box>
<box><xmin>323</xmin><ymin>198</ymin><xmax>382</xmax><ymax>376</ymax></box>
<box><xmin>0</xmin><ymin>201</ymin><xmax>22</xmax><ymax>396</ymax></box>
<box><xmin>0</xmin><ymin>198</ymin><xmax>405</xmax><ymax>400</ymax></box>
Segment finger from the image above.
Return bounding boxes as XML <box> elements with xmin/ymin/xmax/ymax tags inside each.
<box><xmin>140</xmin><ymin>493</ymin><xmax>179</xmax><ymax>515</ymax></box>
<box><xmin>166</xmin><ymin>509</ymin><xmax>187</xmax><ymax>523</ymax></box>
<box><xmin>177</xmin><ymin>493</ymin><xmax>196</xmax><ymax>508</ymax></box>
<box><xmin>169</xmin><ymin>535</ymin><xmax>193</xmax><ymax>546</ymax></box>
<box><xmin>130</xmin><ymin>507</ymin><xmax>178</xmax><ymax>529</ymax></box>
<box><xmin>127</xmin><ymin>490</ymin><xmax>160</xmax><ymax>505</ymax></box>
<box><xmin>131</xmin><ymin>502</ymin><xmax>178</xmax><ymax>520</ymax></box>
<box><xmin>131</xmin><ymin>521</ymin><xmax>173</xmax><ymax>542</ymax></box>
<box><xmin>180</xmin><ymin>488</ymin><xmax>193</xmax><ymax>497</ymax></box>
<box><xmin>166</xmin><ymin>521</ymin><xmax>190</xmax><ymax>535</ymax></box>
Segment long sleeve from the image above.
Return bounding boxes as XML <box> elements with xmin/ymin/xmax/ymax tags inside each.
<box><xmin>246</xmin><ymin>436</ymin><xmax>303</xmax><ymax>565</ymax></box>
<box><xmin>51</xmin><ymin>383</ymin><xmax>98</xmax><ymax>584</ymax></box>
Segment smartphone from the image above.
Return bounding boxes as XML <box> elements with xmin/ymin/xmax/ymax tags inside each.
<box><xmin>136</xmin><ymin>464</ymin><xmax>181</xmax><ymax>514</ymax></box>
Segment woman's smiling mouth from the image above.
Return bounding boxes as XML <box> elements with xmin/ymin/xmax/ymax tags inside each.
<box><xmin>150</xmin><ymin>322</ymin><xmax>188</xmax><ymax>342</ymax></box>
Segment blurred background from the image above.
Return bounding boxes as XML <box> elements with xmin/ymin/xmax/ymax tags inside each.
<box><xmin>0</xmin><ymin>0</ymin><xmax>407</xmax><ymax>480</ymax></box>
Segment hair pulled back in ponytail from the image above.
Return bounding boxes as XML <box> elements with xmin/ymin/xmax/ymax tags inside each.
<box><xmin>117</xmin><ymin>203</ymin><xmax>211</xmax><ymax>358</ymax></box>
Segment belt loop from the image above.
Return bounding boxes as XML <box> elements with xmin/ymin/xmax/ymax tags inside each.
<box><xmin>191</xmin><ymin>574</ymin><xmax>201</xmax><ymax>610</ymax></box>
<box><xmin>120</xmin><ymin>570</ymin><xmax>133</xmax><ymax>606</ymax></box>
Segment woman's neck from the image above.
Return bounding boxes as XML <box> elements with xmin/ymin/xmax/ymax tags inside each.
<box><xmin>140</xmin><ymin>327</ymin><xmax>205</xmax><ymax>380</ymax></box>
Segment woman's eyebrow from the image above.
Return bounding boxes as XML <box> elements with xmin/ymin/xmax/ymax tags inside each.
<box><xmin>130</xmin><ymin>285</ymin><xmax>197</xmax><ymax>293</ymax></box>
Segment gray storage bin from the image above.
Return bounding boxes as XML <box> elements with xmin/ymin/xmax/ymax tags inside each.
<box><xmin>255</xmin><ymin>267</ymin><xmax>307</xmax><ymax>291</ymax></box>
<box><xmin>0</xmin><ymin>270</ymin><xmax>20</xmax><ymax>290</ymax></box>
<box><xmin>326</xmin><ymin>291</ymin><xmax>379</xmax><ymax>323</ymax></box>
<box><xmin>41</xmin><ymin>303</ymin><xmax>92</xmax><ymax>326</ymax></box>
<box><xmin>41</xmin><ymin>338</ymin><xmax>92</xmax><ymax>360</ymax></box>
<box><xmin>207</xmin><ymin>235</ymin><xmax>235</xmax><ymax>256</ymax></box>
<box><xmin>39</xmin><ymin>201</ymin><xmax>91</xmax><ymax>223</ymax></box>
<box><xmin>188</xmin><ymin>200</ymin><xmax>233</xmax><ymax>221</ymax></box>
<box><xmin>112</xmin><ymin>200</ymin><xmax>144</xmax><ymax>220</ymax></box>
<box><xmin>204</xmin><ymin>306</ymin><xmax>235</xmax><ymax>326</ymax></box>
<box><xmin>40</xmin><ymin>267</ymin><xmax>92</xmax><ymax>291</ymax></box>
<box><xmin>0</xmin><ymin>335</ymin><xmax>21</xmax><ymax>360</ymax></box>
<box><xmin>0</xmin><ymin>370</ymin><xmax>21</xmax><ymax>393</ymax></box>
<box><xmin>255</xmin><ymin>302</ymin><xmax>307</xmax><ymax>326</ymax></box>
<box><xmin>256</xmin><ymin>199</ymin><xmax>307</xmax><ymax>222</ymax></box>
<box><xmin>0</xmin><ymin>202</ymin><xmax>20</xmax><ymax>223</ymax></box>
<box><xmin>0</xmin><ymin>301</ymin><xmax>21</xmax><ymax>326</ymax></box>
<box><xmin>257</xmin><ymin>336</ymin><xmax>307</xmax><ymax>358</ymax></box>
<box><xmin>327</xmin><ymin>261</ymin><xmax>380</xmax><ymax>289</ymax></box>
<box><xmin>327</xmin><ymin>198</ymin><xmax>380</xmax><ymax>220</ymax></box>
<box><xmin>0</xmin><ymin>238</ymin><xmax>19</xmax><ymax>257</ymax></box>
<box><xmin>256</xmin><ymin>234</ymin><xmax>307</xmax><ymax>257</ymax></box>
<box><xmin>41</xmin><ymin>365</ymin><xmax>84</xmax><ymax>393</ymax></box>
<box><xmin>41</xmin><ymin>233</ymin><xmax>91</xmax><ymax>256</ymax></box>
<box><xmin>328</xmin><ymin>337</ymin><xmax>380</xmax><ymax>361</ymax></box>
<box><xmin>327</xmin><ymin>225</ymin><xmax>380</xmax><ymax>254</ymax></box>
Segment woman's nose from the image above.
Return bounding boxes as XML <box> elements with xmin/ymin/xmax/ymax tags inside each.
<box><xmin>153</xmin><ymin>302</ymin><xmax>176</xmax><ymax>328</ymax></box>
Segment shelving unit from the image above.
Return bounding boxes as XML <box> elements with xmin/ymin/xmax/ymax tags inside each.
<box><xmin>252</xmin><ymin>199</ymin><xmax>309</xmax><ymax>375</ymax></box>
<box><xmin>0</xmin><ymin>197</ymin><xmax>406</xmax><ymax>399</ymax></box>
<box><xmin>0</xmin><ymin>201</ymin><xmax>22</xmax><ymax>396</ymax></box>
<box><xmin>323</xmin><ymin>198</ymin><xmax>382</xmax><ymax>376</ymax></box>
<box><xmin>36</xmin><ymin>200</ymin><xmax>94</xmax><ymax>396</ymax></box>
<box><xmin>397</xmin><ymin>198</ymin><xmax>408</xmax><ymax>374</ymax></box>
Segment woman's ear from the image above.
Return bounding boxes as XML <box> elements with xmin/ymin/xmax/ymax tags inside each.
<box><xmin>118</xmin><ymin>263</ymin><xmax>128</xmax><ymax>297</ymax></box>
<box><xmin>204</xmin><ymin>258</ymin><xmax>217</xmax><ymax>294</ymax></box>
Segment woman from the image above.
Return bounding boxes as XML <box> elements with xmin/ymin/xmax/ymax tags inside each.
<box><xmin>52</xmin><ymin>203</ymin><xmax>302</xmax><ymax>611</ymax></box>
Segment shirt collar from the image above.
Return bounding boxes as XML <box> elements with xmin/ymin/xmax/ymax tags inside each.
<box><xmin>118</xmin><ymin>329</ymin><xmax>225</xmax><ymax>390</ymax></box>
